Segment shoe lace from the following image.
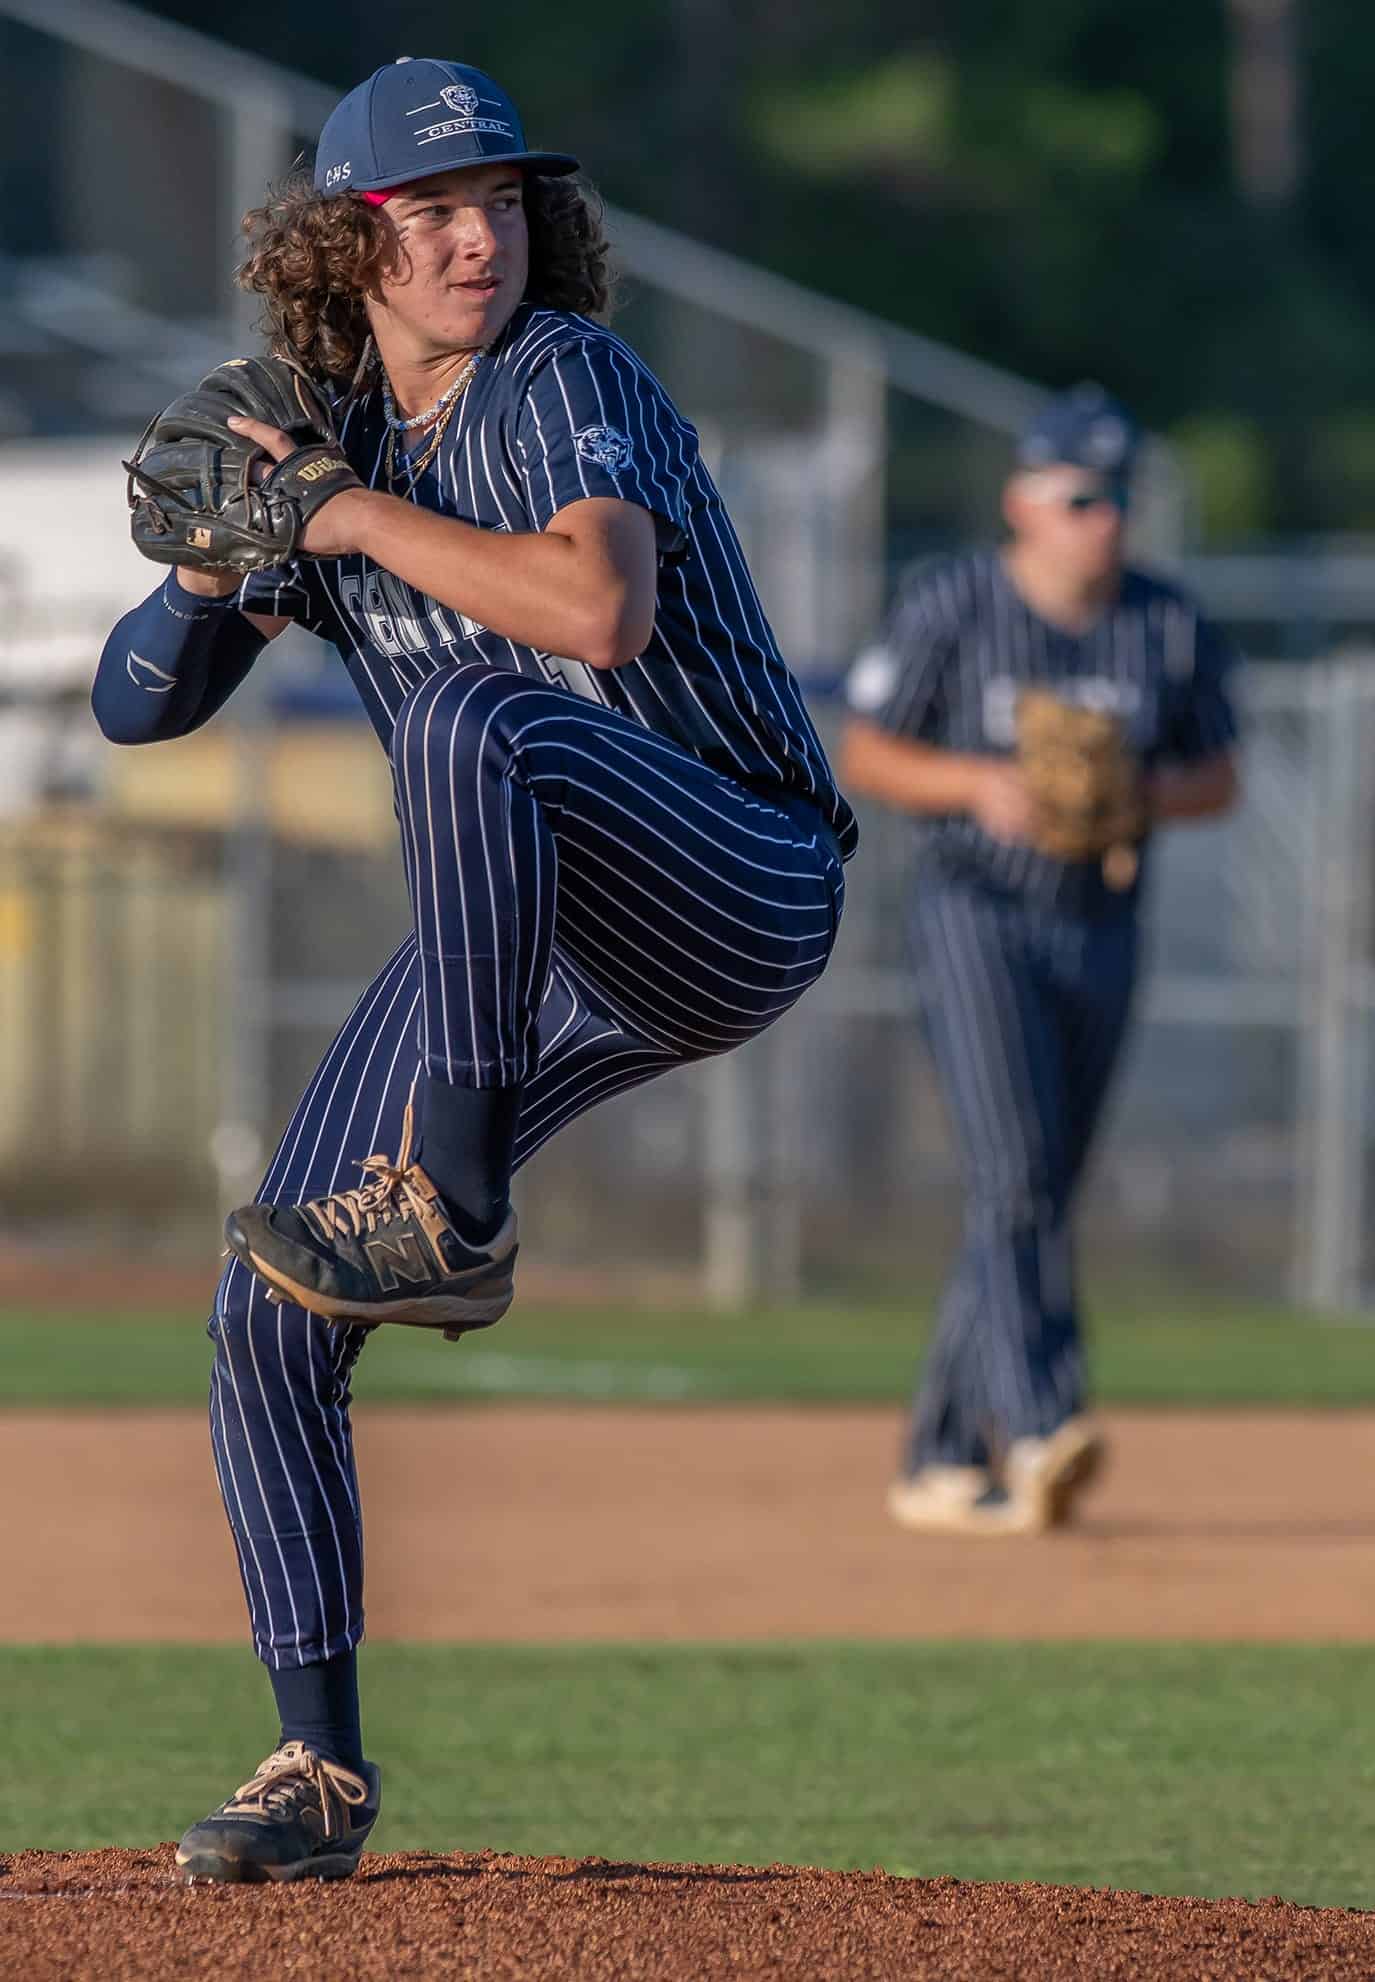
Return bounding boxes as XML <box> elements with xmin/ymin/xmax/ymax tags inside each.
<box><xmin>304</xmin><ymin>1102</ymin><xmax>430</xmax><ymax>1242</ymax></box>
<box><xmin>224</xmin><ymin>1741</ymin><xmax>370</xmax><ymax>1841</ymax></box>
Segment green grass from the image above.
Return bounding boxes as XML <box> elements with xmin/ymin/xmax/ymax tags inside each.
<box><xmin>3</xmin><ymin>1286</ymin><xmax>1375</xmax><ymax>1407</ymax></box>
<box><xmin>7</xmin><ymin>1643</ymin><xmax>1375</xmax><ymax>1906</ymax></box>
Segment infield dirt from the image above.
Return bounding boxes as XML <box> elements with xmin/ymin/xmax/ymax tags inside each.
<box><xmin>5</xmin><ymin>1404</ymin><xmax>1375</xmax><ymax>1639</ymax></box>
<box><xmin>9</xmin><ymin>1408</ymin><xmax>1375</xmax><ymax>1975</ymax></box>
<box><xmin>5</xmin><ymin>1846</ymin><xmax>1375</xmax><ymax>1981</ymax></box>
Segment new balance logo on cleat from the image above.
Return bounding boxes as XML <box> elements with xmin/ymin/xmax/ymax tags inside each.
<box><xmin>222</xmin><ymin>1100</ymin><xmax>517</xmax><ymax>1334</ymax></box>
<box><xmin>363</xmin><ymin>1231</ymin><xmax>431</xmax><ymax>1290</ymax></box>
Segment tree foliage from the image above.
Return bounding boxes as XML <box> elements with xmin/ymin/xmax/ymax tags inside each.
<box><xmin>140</xmin><ymin>0</ymin><xmax>1375</xmax><ymax>536</ymax></box>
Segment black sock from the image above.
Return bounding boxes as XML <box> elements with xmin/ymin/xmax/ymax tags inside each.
<box><xmin>268</xmin><ymin>1650</ymin><xmax>364</xmax><ymax>1773</ymax></box>
<box><xmin>419</xmin><ymin>1076</ymin><xmax>521</xmax><ymax>1244</ymax></box>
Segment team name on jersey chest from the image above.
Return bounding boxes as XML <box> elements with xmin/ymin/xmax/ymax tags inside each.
<box><xmin>964</xmin><ymin>613</ymin><xmax>1162</xmax><ymax>754</ymax></box>
<box><xmin>978</xmin><ymin>672</ymin><xmax>1149</xmax><ymax>749</ymax></box>
<box><xmin>334</xmin><ymin>560</ymin><xmax>484</xmax><ymax>661</ymax></box>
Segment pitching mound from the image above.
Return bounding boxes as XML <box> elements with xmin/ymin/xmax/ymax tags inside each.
<box><xmin>4</xmin><ymin>1848</ymin><xmax>1373</xmax><ymax>1980</ymax></box>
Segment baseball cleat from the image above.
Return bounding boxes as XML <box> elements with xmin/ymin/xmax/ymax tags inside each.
<box><xmin>886</xmin><ymin>1465</ymin><xmax>1034</xmax><ymax>1537</ymax></box>
<box><xmin>1005</xmin><ymin>1415</ymin><xmax>1106</xmax><ymax>1530</ymax></box>
<box><xmin>224</xmin><ymin>1102</ymin><xmax>517</xmax><ymax>1337</ymax></box>
<box><xmin>174</xmin><ymin>1741</ymin><xmax>380</xmax><ymax>1884</ymax></box>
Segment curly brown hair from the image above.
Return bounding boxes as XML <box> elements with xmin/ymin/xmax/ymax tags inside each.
<box><xmin>237</xmin><ymin>169</ymin><xmax>614</xmax><ymax>382</ymax></box>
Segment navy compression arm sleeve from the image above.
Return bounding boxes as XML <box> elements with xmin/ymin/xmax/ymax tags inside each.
<box><xmin>92</xmin><ymin>575</ymin><xmax>270</xmax><ymax>745</ymax></box>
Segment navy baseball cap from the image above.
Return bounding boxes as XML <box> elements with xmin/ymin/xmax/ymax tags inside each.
<box><xmin>314</xmin><ymin>58</ymin><xmax>579</xmax><ymax>198</ymax></box>
<box><xmin>1016</xmin><ymin>383</ymin><xmax>1140</xmax><ymax>480</ymax></box>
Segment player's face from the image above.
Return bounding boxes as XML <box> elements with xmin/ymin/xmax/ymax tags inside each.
<box><xmin>1004</xmin><ymin>469</ymin><xmax>1127</xmax><ymax>583</ymax></box>
<box><xmin>372</xmin><ymin>165</ymin><xmax>529</xmax><ymax>354</ymax></box>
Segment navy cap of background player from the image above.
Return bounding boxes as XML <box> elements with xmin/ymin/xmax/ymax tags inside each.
<box><xmin>314</xmin><ymin>58</ymin><xmax>579</xmax><ymax>199</ymax></box>
<box><xmin>1015</xmin><ymin>383</ymin><xmax>1140</xmax><ymax>481</ymax></box>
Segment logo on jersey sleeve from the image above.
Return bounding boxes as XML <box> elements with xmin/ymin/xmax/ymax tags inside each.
<box><xmin>574</xmin><ymin>425</ymin><xmax>634</xmax><ymax>472</ymax></box>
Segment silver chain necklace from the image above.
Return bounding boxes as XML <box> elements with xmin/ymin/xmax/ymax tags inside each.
<box><xmin>380</xmin><ymin>351</ymin><xmax>484</xmax><ymax>434</ymax></box>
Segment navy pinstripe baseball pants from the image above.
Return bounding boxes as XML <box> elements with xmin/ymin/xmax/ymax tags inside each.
<box><xmin>208</xmin><ymin>665</ymin><xmax>844</xmax><ymax>1667</ymax></box>
<box><xmin>904</xmin><ymin>876</ymin><xmax>1137</xmax><ymax>1475</ymax></box>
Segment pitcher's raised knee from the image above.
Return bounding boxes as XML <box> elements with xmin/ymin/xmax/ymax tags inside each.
<box><xmin>390</xmin><ymin>666</ymin><xmax>548</xmax><ymax>802</ymax></box>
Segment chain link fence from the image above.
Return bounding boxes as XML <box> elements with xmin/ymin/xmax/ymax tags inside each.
<box><xmin>2</xmin><ymin>661</ymin><xmax>1374</xmax><ymax>1309</ymax></box>
<box><xmin>519</xmin><ymin>662</ymin><xmax>1375</xmax><ymax>1312</ymax></box>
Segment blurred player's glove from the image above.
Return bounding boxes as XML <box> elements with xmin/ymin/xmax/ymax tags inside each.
<box><xmin>1015</xmin><ymin>686</ymin><xmax>1145</xmax><ymax>890</ymax></box>
<box><xmin>124</xmin><ymin>356</ymin><xmax>362</xmax><ymax>575</ymax></box>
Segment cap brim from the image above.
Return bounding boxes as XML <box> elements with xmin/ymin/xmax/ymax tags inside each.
<box><xmin>512</xmin><ymin>150</ymin><xmax>581</xmax><ymax>177</ymax></box>
<box><xmin>1016</xmin><ymin>452</ymin><xmax>1136</xmax><ymax>480</ymax></box>
<box><xmin>335</xmin><ymin>149</ymin><xmax>581</xmax><ymax>195</ymax></box>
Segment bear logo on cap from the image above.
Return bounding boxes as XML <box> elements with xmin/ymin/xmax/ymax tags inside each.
<box><xmin>1084</xmin><ymin>415</ymin><xmax>1131</xmax><ymax>471</ymax></box>
<box><xmin>440</xmin><ymin>82</ymin><xmax>480</xmax><ymax>118</ymax></box>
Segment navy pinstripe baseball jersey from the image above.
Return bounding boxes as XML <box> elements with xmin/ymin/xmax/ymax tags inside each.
<box><xmin>240</xmin><ymin>302</ymin><xmax>857</xmax><ymax>860</ymax></box>
<box><xmin>846</xmin><ymin>549</ymin><xmax>1237</xmax><ymax>909</ymax></box>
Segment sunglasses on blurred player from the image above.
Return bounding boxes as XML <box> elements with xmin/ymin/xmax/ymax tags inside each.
<box><xmin>1063</xmin><ymin>487</ymin><xmax>1129</xmax><ymax>515</ymax></box>
<box><xmin>1020</xmin><ymin>471</ymin><xmax>1129</xmax><ymax>517</ymax></box>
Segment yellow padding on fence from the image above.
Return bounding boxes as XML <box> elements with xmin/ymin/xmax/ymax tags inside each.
<box><xmin>0</xmin><ymin>887</ymin><xmax>33</xmax><ymax>960</ymax></box>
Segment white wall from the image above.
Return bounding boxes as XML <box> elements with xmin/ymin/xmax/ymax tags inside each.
<box><xmin>0</xmin><ymin>436</ymin><xmax>155</xmax><ymax>809</ymax></box>
<box><xmin>0</xmin><ymin>434</ymin><xmax>154</xmax><ymax>650</ymax></box>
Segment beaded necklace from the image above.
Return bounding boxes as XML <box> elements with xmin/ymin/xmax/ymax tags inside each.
<box><xmin>382</xmin><ymin>349</ymin><xmax>485</xmax><ymax>493</ymax></box>
<box><xmin>380</xmin><ymin>355</ymin><xmax>479</xmax><ymax>434</ymax></box>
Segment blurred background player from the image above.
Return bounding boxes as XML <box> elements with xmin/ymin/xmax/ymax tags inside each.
<box><xmin>841</xmin><ymin>384</ymin><xmax>1241</xmax><ymax>1538</ymax></box>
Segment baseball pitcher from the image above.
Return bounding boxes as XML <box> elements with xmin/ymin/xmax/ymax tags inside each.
<box><xmin>94</xmin><ymin>58</ymin><xmax>855</xmax><ymax>1881</ymax></box>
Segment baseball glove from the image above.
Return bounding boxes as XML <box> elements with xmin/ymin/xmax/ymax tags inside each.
<box><xmin>124</xmin><ymin>355</ymin><xmax>362</xmax><ymax>575</ymax></box>
<box><xmin>1015</xmin><ymin>686</ymin><xmax>1145</xmax><ymax>888</ymax></box>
